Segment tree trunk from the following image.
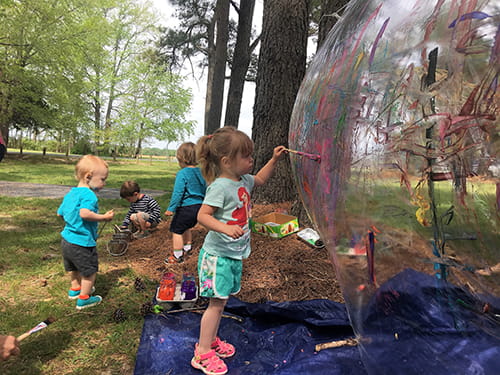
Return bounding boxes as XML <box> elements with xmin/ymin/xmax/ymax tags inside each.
<box><xmin>205</xmin><ymin>0</ymin><xmax>230</xmax><ymax>135</ymax></box>
<box><xmin>93</xmin><ymin>81</ymin><xmax>101</xmax><ymax>155</ymax></box>
<box><xmin>135</xmin><ymin>135</ymin><xmax>143</xmax><ymax>158</ymax></box>
<box><xmin>289</xmin><ymin>0</ymin><xmax>350</xmax><ymax>226</ymax></box>
<box><xmin>204</xmin><ymin>15</ymin><xmax>216</xmax><ymax>135</ymax></box>
<box><xmin>317</xmin><ymin>0</ymin><xmax>349</xmax><ymax>50</ymax></box>
<box><xmin>0</xmin><ymin>68</ymin><xmax>11</xmax><ymax>146</ymax></box>
<box><xmin>252</xmin><ymin>0</ymin><xmax>309</xmax><ymax>204</ymax></box>
<box><xmin>0</xmin><ymin>125</ymin><xmax>8</xmax><ymax>146</ymax></box>
<box><xmin>224</xmin><ymin>0</ymin><xmax>256</xmax><ymax>128</ymax></box>
<box><xmin>103</xmin><ymin>83</ymin><xmax>115</xmax><ymax>154</ymax></box>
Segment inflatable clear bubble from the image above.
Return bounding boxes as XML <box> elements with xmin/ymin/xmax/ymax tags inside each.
<box><xmin>289</xmin><ymin>0</ymin><xmax>499</xmax><ymax>373</ymax></box>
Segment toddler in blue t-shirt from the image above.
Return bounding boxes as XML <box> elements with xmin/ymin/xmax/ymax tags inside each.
<box><xmin>57</xmin><ymin>155</ymin><xmax>114</xmax><ymax>310</ymax></box>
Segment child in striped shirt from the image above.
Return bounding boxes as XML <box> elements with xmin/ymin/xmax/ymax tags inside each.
<box><xmin>120</xmin><ymin>180</ymin><xmax>161</xmax><ymax>239</ymax></box>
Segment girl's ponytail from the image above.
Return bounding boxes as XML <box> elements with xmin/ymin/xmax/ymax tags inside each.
<box><xmin>196</xmin><ymin>127</ymin><xmax>254</xmax><ymax>184</ymax></box>
<box><xmin>196</xmin><ymin>135</ymin><xmax>218</xmax><ymax>184</ymax></box>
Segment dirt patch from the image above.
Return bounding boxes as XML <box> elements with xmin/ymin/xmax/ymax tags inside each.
<box><xmin>0</xmin><ymin>224</ymin><xmax>21</xmax><ymax>231</ymax></box>
<box><xmin>102</xmin><ymin>200</ymin><xmax>500</xmax><ymax>304</ymax></box>
<box><xmin>104</xmin><ymin>202</ymin><xmax>344</xmax><ymax>304</ymax></box>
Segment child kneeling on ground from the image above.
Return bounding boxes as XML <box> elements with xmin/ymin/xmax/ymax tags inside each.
<box><xmin>120</xmin><ymin>180</ymin><xmax>161</xmax><ymax>239</ymax></box>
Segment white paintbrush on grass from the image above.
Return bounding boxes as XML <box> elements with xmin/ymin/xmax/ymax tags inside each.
<box><xmin>17</xmin><ymin>317</ymin><xmax>56</xmax><ymax>341</ymax></box>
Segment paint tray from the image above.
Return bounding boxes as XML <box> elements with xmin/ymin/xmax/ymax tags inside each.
<box><xmin>155</xmin><ymin>283</ymin><xmax>198</xmax><ymax>310</ymax></box>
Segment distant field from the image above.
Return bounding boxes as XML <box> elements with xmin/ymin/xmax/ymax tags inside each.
<box><xmin>0</xmin><ymin>153</ymin><xmax>179</xmax><ymax>191</ymax></box>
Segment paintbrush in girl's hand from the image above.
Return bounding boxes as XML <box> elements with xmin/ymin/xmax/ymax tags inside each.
<box><xmin>284</xmin><ymin>148</ymin><xmax>321</xmax><ymax>163</ymax></box>
<box><xmin>17</xmin><ymin>317</ymin><xmax>56</xmax><ymax>341</ymax></box>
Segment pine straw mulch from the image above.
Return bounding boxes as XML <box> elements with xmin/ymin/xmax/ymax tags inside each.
<box><xmin>110</xmin><ymin>202</ymin><xmax>344</xmax><ymax>304</ymax></box>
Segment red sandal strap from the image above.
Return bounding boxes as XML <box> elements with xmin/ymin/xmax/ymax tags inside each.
<box><xmin>198</xmin><ymin>349</ymin><xmax>218</xmax><ymax>361</ymax></box>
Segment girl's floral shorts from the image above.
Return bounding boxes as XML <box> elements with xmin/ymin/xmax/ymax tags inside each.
<box><xmin>198</xmin><ymin>248</ymin><xmax>242</xmax><ymax>298</ymax></box>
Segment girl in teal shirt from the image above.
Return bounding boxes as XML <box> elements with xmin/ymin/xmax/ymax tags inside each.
<box><xmin>191</xmin><ymin>127</ymin><xmax>285</xmax><ymax>375</ymax></box>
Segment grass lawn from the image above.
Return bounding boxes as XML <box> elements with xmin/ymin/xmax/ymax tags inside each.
<box><xmin>0</xmin><ymin>154</ymin><xmax>177</xmax><ymax>374</ymax></box>
<box><xmin>0</xmin><ymin>153</ymin><xmax>178</xmax><ymax>191</ymax></box>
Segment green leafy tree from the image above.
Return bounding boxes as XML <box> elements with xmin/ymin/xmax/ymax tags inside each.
<box><xmin>89</xmin><ymin>0</ymin><xmax>160</xmax><ymax>154</ymax></box>
<box><xmin>0</xmin><ymin>0</ymin><xmax>113</xmax><ymax>147</ymax></box>
<box><xmin>115</xmin><ymin>52</ymin><xmax>194</xmax><ymax>157</ymax></box>
<box><xmin>1</xmin><ymin>0</ymin><xmax>193</xmax><ymax>155</ymax></box>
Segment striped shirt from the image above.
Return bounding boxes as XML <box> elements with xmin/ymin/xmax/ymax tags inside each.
<box><xmin>122</xmin><ymin>194</ymin><xmax>161</xmax><ymax>226</ymax></box>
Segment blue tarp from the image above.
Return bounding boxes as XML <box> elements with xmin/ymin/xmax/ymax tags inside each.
<box><xmin>134</xmin><ymin>298</ymin><xmax>365</xmax><ymax>375</ymax></box>
<box><xmin>358</xmin><ymin>269</ymin><xmax>500</xmax><ymax>374</ymax></box>
<box><xmin>134</xmin><ymin>269</ymin><xmax>500</xmax><ymax>375</ymax></box>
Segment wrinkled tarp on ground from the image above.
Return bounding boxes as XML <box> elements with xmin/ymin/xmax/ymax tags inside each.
<box><xmin>134</xmin><ymin>269</ymin><xmax>500</xmax><ymax>374</ymax></box>
<box><xmin>134</xmin><ymin>298</ymin><xmax>364</xmax><ymax>375</ymax></box>
<box><xmin>358</xmin><ymin>269</ymin><xmax>500</xmax><ymax>374</ymax></box>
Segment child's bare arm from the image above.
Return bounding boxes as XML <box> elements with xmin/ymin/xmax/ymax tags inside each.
<box><xmin>80</xmin><ymin>208</ymin><xmax>114</xmax><ymax>222</ymax></box>
<box><xmin>254</xmin><ymin>146</ymin><xmax>286</xmax><ymax>187</ymax></box>
<box><xmin>197</xmin><ymin>204</ymin><xmax>245</xmax><ymax>239</ymax></box>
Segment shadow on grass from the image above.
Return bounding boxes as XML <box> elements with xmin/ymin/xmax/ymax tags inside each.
<box><xmin>95</xmin><ymin>267</ymin><xmax>132</xmax><ymax>300</ymax></box>
<box><xmin>96</xmin><ymin>267</ymin><xmax>157</xmax><ymax>315</ymax></box>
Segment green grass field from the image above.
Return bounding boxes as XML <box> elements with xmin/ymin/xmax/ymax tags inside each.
<box><xmin>0</xmin><ymin>153</ymin><xmax>178</xmax><ymax>190</ymax></box>
<box><xmin>0</xmin><ymin>154</ymin><xmax>177</xmax><ymax>374</ymax></box>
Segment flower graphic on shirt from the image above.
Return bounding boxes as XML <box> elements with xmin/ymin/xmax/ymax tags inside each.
<box><xmin>202</xmin><ymin>279</ymin><xmax>213</xmax><ymax>290</ymax></box>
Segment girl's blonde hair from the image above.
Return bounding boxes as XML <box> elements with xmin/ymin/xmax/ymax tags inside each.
<box><xmin>196</xmin><ymin>126</ymin><xmax>254</xmax><ymax>184</ymax></box>
<box><xmin>75</xmin><ymin>155</ymin><xmax>108</xmax><ymax>182</ymax></box>
<box><xmin>176</xmin><ymin>142</ymin><xmax>197</xmax><ymax>166</ymax></box>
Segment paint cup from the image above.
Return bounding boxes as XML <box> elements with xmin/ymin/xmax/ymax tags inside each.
<box><xmin>158</xmin><ymin>279</ymin><xmax>175</xmax><ymax>300</ymax></box>
<box><xmin>181</xmin><ymin>273</ymin><xmax>196</xmax><ymax>300</ymax></box>
<box><xmin>158</xmin><ymin>273</ymin><xmax>176</xmax><ymax>300</ymax></box>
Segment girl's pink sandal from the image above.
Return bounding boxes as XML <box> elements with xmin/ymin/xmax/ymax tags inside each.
<box><xmin>191</xmin><ymin>345</ymin><xmax>228</xmax><ymax>375</ymax></box>
<box><xmin>211</xmin><ymin>336</ymin><xmax>235</xmax><ymax>358</ymax></box>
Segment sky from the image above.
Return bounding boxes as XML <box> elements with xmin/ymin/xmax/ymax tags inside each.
<box><xmin>150</xmin><ymin>0</ymin><xmax>264</xmax><ymax>149</ymax></box>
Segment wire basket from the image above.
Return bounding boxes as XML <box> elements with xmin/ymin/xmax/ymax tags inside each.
<box><xmin>106</xmin><ymin>225</ymin><xmax>132</xmax><ymax>256</ymax></box>
<box><xmin>107</xmin><ymin>239</ymin><xmax>129</xmax><ymax>256</ymax></box>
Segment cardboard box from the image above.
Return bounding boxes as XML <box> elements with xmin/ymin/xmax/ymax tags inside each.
<box><xmin>250</xmin><ymin>212</ymin><xmax>299</xmax><ymax>238</ymax></box>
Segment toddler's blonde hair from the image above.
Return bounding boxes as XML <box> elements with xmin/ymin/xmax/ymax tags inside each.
<box><xmin>75</xmin><ymin>155</ymin><xmax>108</xmax><ymax>182</ymax></box>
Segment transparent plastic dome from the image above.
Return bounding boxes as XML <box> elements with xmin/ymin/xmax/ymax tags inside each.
<box><xmin>289</xmin><ymin>0</ymin><xmax>499</xmax><ymax>373</ymax></box>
